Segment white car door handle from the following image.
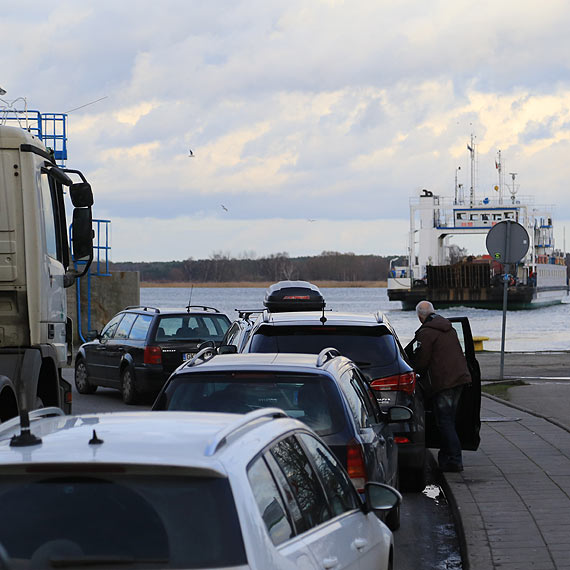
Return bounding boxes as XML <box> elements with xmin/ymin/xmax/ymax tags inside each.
<box><xmin>352</xmin><ymin>537</ymin><xmax>369</xmax><ymax>551</ymax></box>
<box><xmin>322</xmin><ymin>556</ymin><xmax>339</xmax><ymax>569</ymax></box>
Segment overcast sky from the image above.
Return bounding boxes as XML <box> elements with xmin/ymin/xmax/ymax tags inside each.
<box><xmin>3</xmin><ymin>0</ymin><xmax>570</xmax><ymax>261</ymax></box>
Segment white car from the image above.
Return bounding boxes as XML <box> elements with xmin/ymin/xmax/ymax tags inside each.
<box><xmin>0</xmin><ymin>408</ymin><xmax>400</xmax><ymax>569</ymax></box>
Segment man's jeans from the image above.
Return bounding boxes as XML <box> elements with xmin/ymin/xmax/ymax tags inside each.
<box><xmin>433</xmin><ymin>385</ymin><xmax>464</xmax><ymax>468</ymax></box>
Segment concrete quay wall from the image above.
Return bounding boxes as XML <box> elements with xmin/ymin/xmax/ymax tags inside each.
<box><xmin>66</xmin><ymin>271</ymin><xmax>140</xmax><ymax>346</ymax></box>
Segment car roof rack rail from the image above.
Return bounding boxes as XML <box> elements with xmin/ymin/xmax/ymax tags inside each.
<box><xmin>185</xmin><ymin>346</ymin><xmax>217</xmax><ymax>367</ymax></box>
<box><xmin>316</xmin><ymin>347</ymin><xmax>341</xmax><ymax>367</ymax></box>
<box><xmin>0</xmin><ymin>407</ymin><xmax>65</xmax><ymax>438</ymax></box>
<box><xmin>125</xmin><ymin>305</ymin><xmax>161</xmax><ymax>313</ymax></box>
<box><xmin>205</xmin><ymin>408</ymin><xmax>289</xmax><ymax>456</ymax></box>
<box><xmin>374</xmin><ymin>311</ymin><xmax>385</xmax><ymax>323</ymax></box>
<box><xmin>236</xmin><ymin>308</ymin><xmax>263</xmax><ymax>321</ymax></box>
<box><xmin>185</xmin><ymin>305</ymin><xmax>220</xmax><ymax>313</ymax></box>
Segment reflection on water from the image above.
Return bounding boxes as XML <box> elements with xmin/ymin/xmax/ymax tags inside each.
<box><xmin>140</xmin><ymin>287</ymin><xmax>570</xmax><ymax>352</ymax></box>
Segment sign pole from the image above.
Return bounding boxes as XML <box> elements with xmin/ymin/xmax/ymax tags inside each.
<box><xmin>499</xmin><ymin>222</ymin><xmax>512</xmax><ymax>382</ymax></box>
<box><xmin>486</xmin><ymin>219</ymin><xmax>529</xmax><ymax>383</ymax></box>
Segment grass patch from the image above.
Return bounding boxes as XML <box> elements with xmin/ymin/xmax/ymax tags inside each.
<box><xmin>482</xmin><ymin>380</ymin><xmax>528</xmax><ymax>400</ymax></box>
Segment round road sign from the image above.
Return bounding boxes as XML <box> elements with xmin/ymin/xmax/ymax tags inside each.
<box><xmin>486</xmin><ymin>220</ymin><xmax>529</xmax><ymax>264</ymax></box>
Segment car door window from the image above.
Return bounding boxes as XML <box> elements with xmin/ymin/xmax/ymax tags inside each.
<box><xmin>100</xmin><ymin>314</ymin><xmax>124</xmax><ymax>341</ymax></box>
<box><xmin>223</xmin><ymin>323</ymin><xmax>241</xmax><ymax>346</ymax></box>
<box><xmin>350</xmin><ymin>369</ymin><xmax>381</xmax><ymax>422</ymax></box>
<box><xmin>270</xmin><ymin>436</ymin><xmax>331</xmax><ymax>531</ymax></box>
<box><xmin>339</xmin><ymin>371</ymin><xmax>370</xmax><ymax>429</ymax></box>
<box><xmin>248</xmin><ymin>456</ymin><xmax>294</xmax><ymax>546</ymax></box>
<box><xmin>114</xmin><ymin>313</ymin><xmax>138</xmax><ymax>340</ymax></box>
<box><xmin>451</xmin><ymin>322</ymin><xmax>466</xmax><ymax>353</ymax></box>
<box><xmin>129</xmin><ymin>315</ymin><xmax>153</xmax><ymax>341</ymax></box>
<box><xmin>297</xmin><ymin>433</ymin><xmax>360</xmax><ymax>516</ymax></box>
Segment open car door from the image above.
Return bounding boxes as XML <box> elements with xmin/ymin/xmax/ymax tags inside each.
<box><xmin>406</xmin><ymin>316</ymin><xmax>481</xmax><ymax>451</ymax></box>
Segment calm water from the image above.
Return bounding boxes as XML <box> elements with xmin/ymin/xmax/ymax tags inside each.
<box><xmin>140</xmin><ymin>287</ymin><xmax>570</xmax><ymax>352</ymax></box>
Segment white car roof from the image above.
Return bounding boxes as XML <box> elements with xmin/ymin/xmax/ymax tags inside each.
<box><xmin>0</xmin><ymin>410</ymin><xmax>306</xmax><ymax>473</ymax></box>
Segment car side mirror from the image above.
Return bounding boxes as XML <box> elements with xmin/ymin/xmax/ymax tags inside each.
<box><xmin>198</xmin><ymin>340</ymin><xmax>216</xmax><ymax>350</ymax></box>
<box><xmin>387</xmin><ymin>405</ymin><xmax>413</xmax><ymax>422</ymax></box>
<box><xmin>85</xmin><ymin>329</ymin><xmax>99</xmax><ymax>341</ymax></box>
<box><xmin>218</xmin><ymin>345</ymin><xmax>238</xmax><ymax>354</ymax></box>
<box><xmin>364</xmin><ymin>482</ymin><xmax>402</xmax><ymax>512</ymax></box>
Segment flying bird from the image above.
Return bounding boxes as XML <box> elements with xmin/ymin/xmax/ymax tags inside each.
<box><xmin>307</xmin><ymin>218</ymin><xmax>316</xmax><ymax>222</ymax></box>
<box><xmin>221</xmin><ymin>204</ymin><xmax>229</xmax><ymax>212</ymax></box>
<box><xmin>188</xmin><ymin>149</ymin><xmax>195</xmax><ymax>157</ymax></box>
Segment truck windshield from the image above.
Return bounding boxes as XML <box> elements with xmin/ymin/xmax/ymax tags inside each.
<box><xmin>0</xmin><ymin>473</ymin><xmax>246</xmax><ymax>569</ymax></box>
<box><xmin>161</xmin><ymin>372</ymin><xmax>345</xmax><ymax>436</ymax></box>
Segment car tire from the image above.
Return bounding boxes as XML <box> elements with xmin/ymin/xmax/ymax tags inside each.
<box><xmin>121</xmin><ymin>367</ymin><xmax>138</xmax><ymax>405</ymax></box>
<box><xmin>75</xmin><ymin>359</ymin><xmax>97</xmax><ymax>395</ymax></box>
<box><xmin>385</xmin><ymin>497</ymin><xmax>401</xmax><ymax>531</ymax></box>
<box><xmin>401</xmin><ymin>453</ymin><xmax>427</xmax><ymax>493</ymax></box>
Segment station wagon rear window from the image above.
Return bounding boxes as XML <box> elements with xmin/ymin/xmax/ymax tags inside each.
<box><xmin>249</xmin><ymin>325</ymin><xmax>399</xmax><ymax>368</ymax></box>
<box><xmin>0</xmin><ymin>473</ymin><xmax>246</xmax><ymax>569</ymax></box>
<box><xmin>161</xmin><ymin>372</ymin><xmax>345</xmax><ymax>436</ymax></box>
<box><xmin>155</xmin><ymin>315</ymin><xmax>230</xmax><ymax>342</ymax></box>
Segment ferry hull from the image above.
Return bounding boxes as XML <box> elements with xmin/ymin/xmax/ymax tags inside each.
<box><xmin>388</xmin><ymin>285</ymin><xmax>568</xmax><ymax>311</ymax></box>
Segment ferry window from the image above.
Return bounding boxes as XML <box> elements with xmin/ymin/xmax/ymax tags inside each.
<box><xmin>456</xmin><ymin>213</ymin><xmax>466</xmax><ymax>220</ymax></box>
<box><xmin>40</xmin><ymin>173</ymin><xmax>59</xmax><ymax>260</ymax></box>
<box><xmin>470</xmin><ymin>214</ymin><xmax>479</xmax><ymax>221</ymax></box>
<box><xmin>504</xmin><ymin>212</ymin><xmax>514</xmax><ymax>219</ymax></box>
<box><xmin>493</xmin><ymin>214</ymin><xmax>502</xmax><ymax>221</ymax></box>
<box><xmin>482</xmin><ymin>214</ymin><xmax>490</xmax><ymax>221</ymax></box>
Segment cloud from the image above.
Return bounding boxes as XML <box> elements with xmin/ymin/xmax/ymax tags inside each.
<box><xmin>3</xmin><ymin>1</ymin><xmax>570</xmax><ymax>260</ymax></box>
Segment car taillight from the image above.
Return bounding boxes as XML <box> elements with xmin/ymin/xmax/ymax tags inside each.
<box><xmin>144</xmin><ymin>346</ymin><xmax>162</xmax><ymax>365</ymax></box>
<box><xmin>347</xmin><ymin>441</ymin><xmax>367</xmax><ymax>494</ymax></box>
<box><xmin>370</xmin><ymin>371</ymin><xmax>416</xmax><ymax>394</ymax></box>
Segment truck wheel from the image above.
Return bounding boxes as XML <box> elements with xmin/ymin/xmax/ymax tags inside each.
<box><xmin>75</xmin><ymin>360</ymin><xmax>97</xmax><ymax>394</ymax></box>
<box><xmin>121</xmin><ymin>368</ymin><xmax>138</xmax><ymax>405</ymax></box>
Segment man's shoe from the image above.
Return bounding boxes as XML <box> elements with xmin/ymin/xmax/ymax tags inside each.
<box><xmin>440</xmin><ymin>463</ymin><xmax>464</xmax><ymax>473</ymax></box>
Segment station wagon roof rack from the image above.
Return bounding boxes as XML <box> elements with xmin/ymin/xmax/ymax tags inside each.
<box><xmin>185</xmin><ymin>305</ymin><xmax>221</xmax><ymax>313</ymax></box>
<box><xmin>316</xmin><ymin>347</ymin><xmax>341</xmax><ymax>367</ymax></box>
<box><xmin>0</xmin><ymin>407</ymin><xmax>65</xmax><ymax>438</ymax></box>
<box><xmin>125</xmin><ymin>305</ymin><xmax>160</xmax><ymax>313</ymax></box>
<box><xmin>236</xmin><ymin>308</ymin><xmax>263</xmax><ymax>321</ymax></box>
<box><xmin>205</xmin><ymin>408</ymin><xmax>288</xmax><ymax>456</ymax></box>
<box><xmin>184</xmin><ymin>346</ymin><xmax>217</xmax><ymax>367</ymax></box>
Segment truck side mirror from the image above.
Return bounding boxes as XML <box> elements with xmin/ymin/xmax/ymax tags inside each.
<box><xmin>72</xmin><ymin>208</ymin><xmax>94</xmax><ymax>260</ymax></box>
<box><xmin>70</xmin><ymin>182</ymin><xmax>94</xmax><ymax>207</ymax></box>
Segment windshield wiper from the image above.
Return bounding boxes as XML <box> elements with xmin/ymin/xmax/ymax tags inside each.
<box><xmin>49</xmin><ymin>556</ymin><xmax>169</xmax><ymax>567</ymax></box>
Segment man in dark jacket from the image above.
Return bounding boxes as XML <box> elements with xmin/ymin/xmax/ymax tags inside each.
<box><xmin>412</xmin><ymin>300</ymin><xmax>471</xmax><ymax>472</ymax></box>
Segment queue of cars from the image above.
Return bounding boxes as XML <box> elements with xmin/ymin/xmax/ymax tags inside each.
<box><xmin>22</xmin><ymin>279</ymin><xmax>480</xmax><ymax>569</ymax></box>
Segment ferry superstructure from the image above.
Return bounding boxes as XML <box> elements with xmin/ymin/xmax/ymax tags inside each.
<box><xmin>387</xmin><ymin>145</ymin><xmax>568</xmax><ymax>310</ymax></box>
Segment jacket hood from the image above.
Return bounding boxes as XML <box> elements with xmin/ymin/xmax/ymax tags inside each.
<box><xmin>419</xmin><ymin>314</ymin><xmax>452</xmax><ymax>333</ymax></box>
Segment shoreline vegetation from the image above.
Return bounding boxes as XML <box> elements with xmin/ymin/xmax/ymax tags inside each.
<box><xmin>140</xmin><ymin>280</ymin><xmax>388</xmax><ymax>288</ymax></box>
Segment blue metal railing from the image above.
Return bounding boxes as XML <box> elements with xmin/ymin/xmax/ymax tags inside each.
<box><xmin>0</xmin><ymin>109</ymin><xmax>68</xmax><ymax>165</ymax></box>
<box><xmin>70</xmin><ymin>219</ymin><xmax>111</xmax><ymax>343</ymax></box>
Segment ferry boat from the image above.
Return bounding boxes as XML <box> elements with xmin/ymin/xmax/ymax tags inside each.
<box><xmin>388</xmin><ymin>141</ymin><xmax>569</xmax><ymax>310</ymax></box>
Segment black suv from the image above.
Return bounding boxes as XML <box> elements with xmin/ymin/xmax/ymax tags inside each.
<box><xmin>152</xmin><ymin>348</ymin><xmax>412</xmax><ymax>530</ymax></box>
<box><xmin>234</xmin><ymin>281</ymin><xmax>481</xmax><ymax>491</ymax></box>
<box><xmin>74</xmin><ymin>305</ymin><xmax>231</xmax><ymax>404</ymax></box>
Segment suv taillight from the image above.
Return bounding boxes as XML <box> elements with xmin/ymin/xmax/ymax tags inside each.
<box><xmin>347</xmin><ymin>441</ymin><xmax>367</xmax><ymax>493</ymax></box>
<box><xmin>144</xmin><ymin>346</ymin><xmax>162</xmax><ymax>365</ymax></box>
<box><xmin>370</xmin><ymin>371</ymin><xmax>416</xmax><ymax>394</ymax></box>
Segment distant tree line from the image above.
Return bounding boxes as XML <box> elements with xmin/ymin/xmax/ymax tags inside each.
<box><xmin>110</xmin><ymin>251</ymin><xmax>408</xmax><ymax>283</ymax></box>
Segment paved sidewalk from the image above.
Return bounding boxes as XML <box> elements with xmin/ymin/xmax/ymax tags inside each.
<box><xmin>441</xmin><ymin>395</ymin><xmax>570</xmax><ymax>570</ymax></box>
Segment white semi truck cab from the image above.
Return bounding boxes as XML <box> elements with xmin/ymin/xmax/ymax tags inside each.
<box><xmin>0</xmin><ymin>125</ymin><xmax>94</xmax><ymax>420</ymax></box>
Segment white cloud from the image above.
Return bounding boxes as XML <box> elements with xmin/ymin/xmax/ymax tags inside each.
<box><xmin>3</xmin><ymin>1</ymin><xmax>570</xmax><ymax>260</ymax></box>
